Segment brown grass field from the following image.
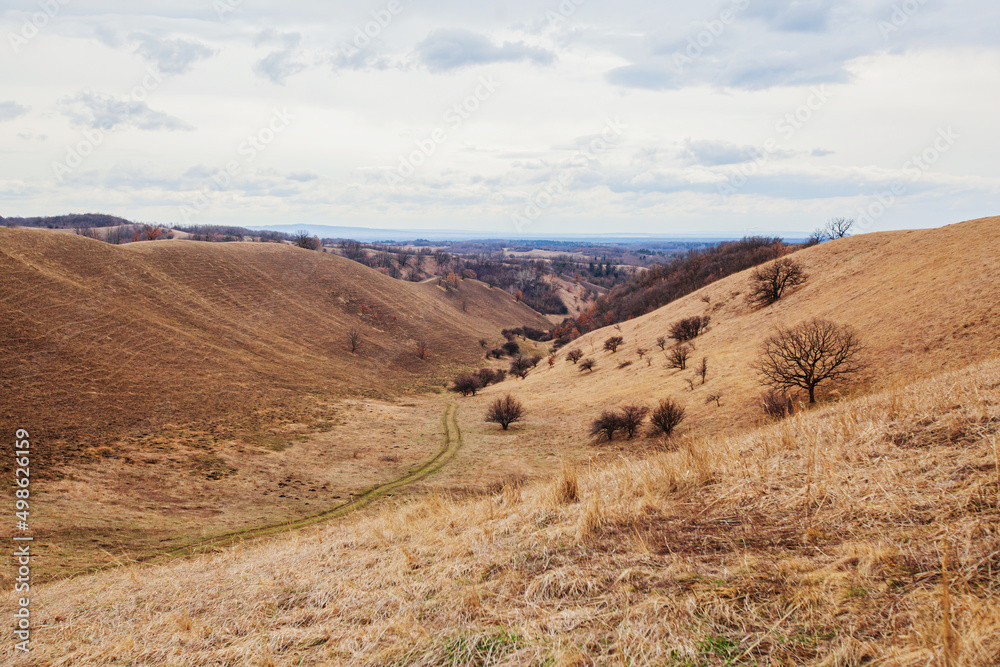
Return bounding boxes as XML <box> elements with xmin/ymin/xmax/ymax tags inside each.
<box><xmin>0</xmin><ymin>229</ymin><xmax>549</xmax><ymax>577</ymax></box>
<box><xmin>1</xmin><ymin>217</ymin><xmax>999</xmax><ymax>664</ymax></box>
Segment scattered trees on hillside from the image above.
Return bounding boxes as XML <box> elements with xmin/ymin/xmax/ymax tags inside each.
<box><xmin>746</xmin><ymin>258</ymin><xmax>808</xmax><ymax>308</ymax></box>
<box><xmin>753</xmin><ymin>318</ymin><xmax>864</xmax><ymax>404</ymax></box>
<box><xmin>669</xmin><ymin>315</ymin><xmax>711</xmax><ymax>342</ymax></box>
<box><xmin>603</xmin><ymin>336</ymin><xmax>624</xmax><ymax>353</ymax></box>
<box><xmin>485</xmin><ymin>394</ymin><xmax>525</xmax><ymax>430</ymax></box>
<box><xmin>567</xmin><ymin>349</ymin><xmax>584</xmax><ymax>364</ymax></box>
<box><xmin>649</xmin><ymin>399</ymin><xmax>685</xmax><ymax>438</ymax></box>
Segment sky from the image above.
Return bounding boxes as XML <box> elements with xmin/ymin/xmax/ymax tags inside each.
<box><xmin>1</xmin><ymin>0</ymin><xmax>998</xmax><ymax>238</ymax></box>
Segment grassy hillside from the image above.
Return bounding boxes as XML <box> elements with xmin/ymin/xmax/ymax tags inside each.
<box><xmin>465</xmin><ymin>216</ymin><xmax>1000</xmax><ymax>455</ymax></box>
<box><xmin>0</xmin><ymin>228</ymin><xmax>549</xmax><ymax>576</ymax></box>
<box><xmin>7</xmin><ymin>354</ymin><xmax>998</xmax><ymax>665</ymax></box>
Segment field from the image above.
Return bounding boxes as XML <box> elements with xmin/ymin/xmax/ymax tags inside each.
<box><xmin>1</xmin><ymin>217</ymin><xmax>999</xmax><ymax>665</ymax></box>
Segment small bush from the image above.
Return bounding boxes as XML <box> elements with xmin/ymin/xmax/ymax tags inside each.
<box><xmin>618</xmin><ymin>405</ymin><xmax>649</xmax><ymax>439</ymax></box>
<box><xmin>451</xmin><ymin>374</ymin><xmax>484</xmax><ymax>397</ymax></box>
<box><xmin>502</xmin><ymin>341</ymin><xmax>521</xmax><ymax>356</ymax></box>
<box><xmin>603</xmin><ymin>336</ymin><xmax>624</xmax><ymax>353</ymax></box>
<box><xmin>669</xmin><ymin>315</ymin><xmax>711</xmax><ymax>342</ymax></box>
<box><xmin>566</xmin><ymin>349</ymin><xmax>584</xmax><ymax>364</ymax></box>
<box><xmin>590</xmin><ymin>410</ymin><xmax>623</xmax><ymax>442</ymax></box>
<box><xmin>415</xmin><ymin>339</ymin><xmax>429</xmax><ymax>360</ymax></box>
<box><xmin>485</xmin><ymin>394</ymin><xmax>525</xmax><ymax>430</ymax></box>
<box><xmin>492</xmin><ymin>368</ymin><xmax>507</xmax><ymax>383</ymax></box>
<box><xmin>488</xmin><ymin>348</ymin><xmax>505</xmax><ymax>360</ymax></box>
<box><xmin>649</xmin><ymin>399</ymin><xmax>685</xmax><ymax>437</ymax></box>
<box><xmin>761</xmin><ymin>391</ymin><xmax>795</xmax><ymax>419</ymax></box>
<box><xmin>510</xmin><ymin>356</ymin><xmax>532</xmax><ymax>379</ymax></box>
<box><xmin>477</xmin><ymin>368</ymin><xmax>504</xmax><ymax>386</ymax></box>
<box><xmin>746</xmin><ymin>258</ymin><xmax>808</xmax><ymax>308</ymax></box>
<box><xmin>655</xmin><ymin>336</ymin><xmax>667</xmax><ymax>350</ymax></box>
<box><xmin>579</xmin><ymin>359</ymin><xmax>596</xmax><ymax>372</ymax></box>
<box><xmin>617</xmin><ymin>360</ymin><xmax>633</xmax><ymax>369</ymax></box>
<box><xmin>528</xmin><ymin>355</ymin><xmax>543</xmax><ymax>368</ymax></box>
<box><xmin>667</xmin><ymin>345</ymin><xmax>692</xmax><ymax>370</ymax></box>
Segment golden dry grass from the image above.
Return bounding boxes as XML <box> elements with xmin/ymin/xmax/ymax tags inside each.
<box><xmin>0</xmin><ymin>229</ymin><xmax>548</xmax><ymax>577</ymax></box>
<box><xmin>481</xmin><ymin>216</ymin><xmax>1000</xmax><ymax>450</ymax></box>
<box><xmin>7</xmin><ymin>355</ymin><xmax>999</xmax><ymax>666</ymax></box>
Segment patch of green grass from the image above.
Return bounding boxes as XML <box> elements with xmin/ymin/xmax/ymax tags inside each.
<box><xmin>431</xmin><ymin>629</ymin><xmax>524</xmax><ymax>666</ymax></box>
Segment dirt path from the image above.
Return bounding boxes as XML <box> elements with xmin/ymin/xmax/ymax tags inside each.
<box><xmin>80</xmin><ymin>401</ymin><xmax>464</xmax><ymax>574</ymax></box>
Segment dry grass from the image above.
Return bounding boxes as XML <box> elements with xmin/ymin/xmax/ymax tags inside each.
<box><xmin>7</xmin><ymin>356</ymin><xmax>1000</xmax><ymax>666</ymax></box>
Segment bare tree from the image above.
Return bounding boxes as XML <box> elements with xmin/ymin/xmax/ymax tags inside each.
<box><xmin>567</xmin><ymin>349</ymin><xmax>584</xmax><ymax>364</ymax></box>
<box><xmin>618</xmin><ymin>405</ymin><xmax>649</xmax><ymax>439</ymax></box>
<box><xmin>510</xmin><ymin>355</ymin><xmax>532</xmax><ymax>379</ymax></box>
<box><xmin>706</xmin><ymin>393</ymin><xmax>722</xmax><ymax>407</ymax></box>
<box><xmin>579</xmin><ymin>359</ymin><xmax>596</xmax><ymax>373</ymax></box>
<box><xmin>669</xmin><ymin>315</ymin><xmax>711</xmax><ymax>342</ymax></box>
<box><xmin>348</xmin><ymin>328</ymin><xmax>362</xmax><ymax>354</ymax></box>
<box><xmin>649</xmin><ymin>399</ymin><xmax>685</xmax><ymax>437</ymax></box>
<box><xmin>824</xmin><ymin>217</ymin><xmax>855</xmax><ymax>239</ymax></box>
<box><xmin>590</xmin><ymin>410</ymin><xmax>623</xmax><ymax>442</ymax></box>
<box><xmin>655</xmin><ymin>336</ymin><xmax>667</xmax><ymax>351</ymax></box>
<box><xmin>451</xmin><ymin>374</ymin><xmax>484</xmax><ymax>397</ymax></box>
<box><xmin>696</xmin><ymin>357</ymin><xmax>708</xmax><ymax>384</ymax></box>
<box><xmin>746</xmin><ymin>257</ymin><xmax>808</xmax><ymax>308</ymax></box>
<box><xmin>486</xmin><ymin>395</ymin><xmax>525</xmax><ymax>430</ymax></box>
<box><xmin>752</xmin><ymin>318</ymin><xmax>864</xmax><ymax>404</ymax></box>
<box><xmin>667</xmin><ymin>345</ymin><xmax>692</xmax><ymax>370</ymax></box>
<box><xmin>603</xmin><ymin>336</ymin><xmax>624</xmax><ymax>353</ymax></box>
<box><xmin>415</xmin><ymin>339</ymin><xmax>429</xmax><ymax>360</ymax></box>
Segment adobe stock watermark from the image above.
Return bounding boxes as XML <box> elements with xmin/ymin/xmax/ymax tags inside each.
<box><xmin>673</xmin><ymin>0</ymin><xmax>750</xmax><ymax>73</ymax></box>
<box><xmin>511</xmin><ymin>117</ymin><xmax>626</xmax><ymax>233</ymax></box>
<box><xmin>855</xmin><ymin>127</ymin><xmax>959</xmax><ymax>231</ymax></box>
<box><xmin>336</xmin><ymin>0</ymin><xmax>413</xmax><ymax>61</ymax></box>
<box><xmin>544</xmin><ymin>0</ymin><xmax>589</xmax><ymax>28</ymax></box>
<box><xmin>384</xmin><ymin>76</ymin><xmax>500</xmax><ymax>187</ymax></box>
<box><xmin>7</xmin><ymin>0</ymin><xmax>71</xmax><ymax>54</ymax></box>
<box><xmin>716</xmin><ymin>84</ymin><xmax>833</xmax><ymax>199</ymax></box>
<box><xmin>177</xmin><ymin>107</ymin><xmax>295</xmax><ymax>223</ymax></box>
<box><xmin>878</xmin><ymin>0</ymin><xmax>930</xmax><ymax>39</ymax></box>
<box><xmin>51</xmin><ymin>68</ymin><xmax>165</xmax><ymax>182</ymax></box>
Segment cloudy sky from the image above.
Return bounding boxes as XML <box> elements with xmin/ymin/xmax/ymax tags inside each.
<box><xmin>1</xmin><ymin>0</ymin><xmax>997</xmax><ymax>237</ymax></box>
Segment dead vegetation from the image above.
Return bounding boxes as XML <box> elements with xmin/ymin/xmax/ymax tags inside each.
<box><xmin>11</xmin><ymin>358</ymin><xmax>1000</xmax><ymax>665</ymax></box>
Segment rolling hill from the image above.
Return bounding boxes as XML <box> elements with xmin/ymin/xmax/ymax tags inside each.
<box><xmin>0</xmin><ymin>228</ymin><xmax>549</xmax><ymax>576</ymax></box>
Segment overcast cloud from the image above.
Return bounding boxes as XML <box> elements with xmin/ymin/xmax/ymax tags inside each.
<box><xmin>0</xmin><ymin>0</ymin><xmax>997</xmax><ymax>236</ymax></box>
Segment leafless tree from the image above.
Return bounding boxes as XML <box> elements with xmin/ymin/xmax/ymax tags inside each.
<box><xmin>451</xmin><ymin>374</ymin><xmax>484</xmax><ymax>397</ymax></box>
<box><xmin>824</xmin><ymin>217</ymin><xmax>855</xmax><ymax>239</ymax></box>
<box><xmin>649</xmin><ymin>399</ymin><xmax>685</xmax><ymax>437</ymax></box>
<box><xmin>667</xmin><ymin>345</ymin><xmax>692</xmax><ymax>370</ymax></box>
<box><xmin>348</xmin><ymin>328</ymin><xmax>362</xmax><ymax>354</ymax></box>
<box><xmin>486</xmin><ymin>394</ymin><xmax>525</xmax><ymax>430</ymax></box>
<box><xmin>746</xmin><ymin>257</ymin><xmax>808</xmax><ymax>308</ymax></box>
<box><xmin>590</xmin><ymin>410</ymin><xmax>623</xmax><ymax>442</ymax></box>
<box><xmin>669</xmin><ymin>315</ymin><xmax>711</xmax><ymax>342</ymax></box>
<box><xmin>618</xmin><ymin>405</ymin><xmax>649</xmax><ymax>439</ymax></box>
<box><xmin>696</xmin><ymin>357</ymin><xmax>708</xmax><ymax>384</ymax></box>
<box><xmin>603</xmin><ymin>336</ymin><xmax>624</xmax><ymax>353</ymax></box>
<box><xmin>567</xmin><ymin>349</ymin><xmax>584</xmax><ymax>364</ymax></box>
<box><xmin>752</xmin><ymin>318</ymin><xmax>864</xmax><ymax>403</ymax></box>
<box><xmin>415</xmin><ymin>339</ymin><xmax>429</xmax><ymax>360</ymax></box>
<box><xmin>706</xmin><ymin>394</ymin><xmax>722</xmax><ymax>407</ymax></box>
<box><xmin>510</xmin><ymin>355</ymin><xmax>532</xmax><ymax>379</ymax></box>
<box><xmin>655</xmin><ymin>336</ymin><xmax>667</xmax><ymax>351</ymax></box>
<box><xmin>579</xmin><ymin>359</ymin><xmax>596</xmax><ymax>372</ymax></box>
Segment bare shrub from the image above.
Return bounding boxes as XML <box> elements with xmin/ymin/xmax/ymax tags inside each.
<box><xmin>451</xmin><ymin>374</ymin><xmax>484</xmax><ymax>397</ymax></box>
<box><xmin>618</xmin><ymin>405</ymin><xmax>649</xmax><ymax>439</ymax></box>
<box><xmin>649</xmin><ymin>399</ymin><xmax>685</xmax><ymax>438</ymax></box>
<box><xmin>617</xmin><ymin>360</ymin><xmax>633</xmax><ymax>369</ymax></box>
<box><xmin>348</xmin><ymin>328</ymin><xmax>362</xmax><ymax>354</ymax></box>
<box><xmin>567</xmin><ymin>349</ymin><xmax>584</xmax><ymax>364</ymax></box>
<box><xmin>761</xmin><ymin>391</ymin><xmax>795</xmax><ymax>419</ymax></box>
<box><xmin>603</xmin><ymin>336</ymin><xmax>624</xmax><ymax>353</ymax></box>
<box><xmin>485</xmin><ymin>394</ymin><xmax>525</xmax><ymax>430</ymax></box>
<box><xmin>669</xmin><ymin>315</ymin><xmax>711</xmax><ymax>342</ymax></box>
<box><xmin>696</xmin><ymin>357</ymin><xmax>708</xmax><ymax>384</ymax></box>
<box><xmin>655</xmin><ymin>336</ymin><xmax>667</xmax><ymax>351</ymax></box>
<box><xmin>579</xmin><ymin>359</ymin><xmax>596</xmax><ymax>373</ymax></box>
<box><xmin>753</xmin><ymin>318</ymin><xmax>864</xmax><ymax>403</ymax></box>
<box><xmin>528</xmin><ymin>355</ymin><xmax>543</xmax><ymax>368</ymax></box>
<box><xmin>746</xmin><ymin>257</ymin><xmax>808</xmax><ymax>308</ymax></box>
<box><xmin>510</xmin><ymin>356</ymin><xmax>532</xmax><ymax>379</ymax></box>
<box><xmin>590</xmin><ymin>410</ymin><xmax>623</xmax><ymax>442</ymax></box>
<box><xmin>415</xmin><ymin>339</ymin><xmax>429</xmax><ymax>360</ymax></box>
<box><xmin>706</xmin><ymin>393</ymin><xmax>722</xmax><ymax>407</ymax></box>
<box><xmin>488</xmin><ymin>348</ymin><xmax>505</xmax><ymax>360</ymax></box>
<box><xmin>667</xmin><ymin>345</ymin><xmax>692</xmax><ymax>370</ymax></box>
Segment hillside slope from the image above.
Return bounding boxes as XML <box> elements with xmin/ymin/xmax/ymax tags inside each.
<box><xmin>9</xmin><ymin>354</ymin><xmax>998</xmax><ymax>666</ymax></box>
<box><xmin>0</xmin><ymin>228</ymin><xmax>548</xmax><ymax>470</ymax></box>
<box><xmin>464</xmin><ymin>216</ymin><xmax>1000</xmax><ymax>452</ymax></box>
